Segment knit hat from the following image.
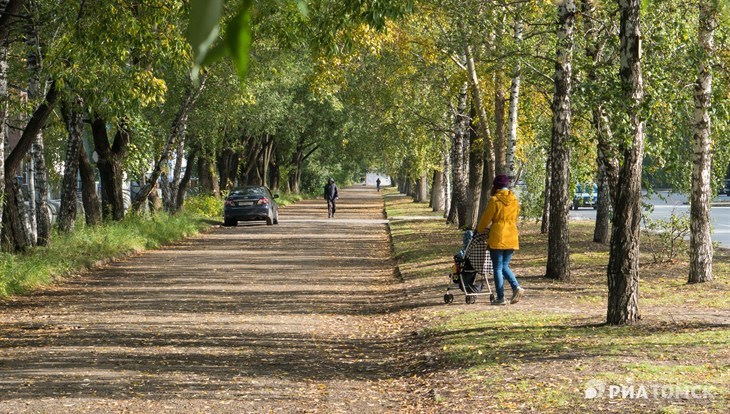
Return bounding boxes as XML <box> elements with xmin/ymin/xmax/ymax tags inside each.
<box><xmin>493</xmin><ymin>174</ymin><xmax>510</xmax><ymax>189</ymax></box>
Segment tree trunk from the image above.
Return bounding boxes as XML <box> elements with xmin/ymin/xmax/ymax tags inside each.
<box><xmin>92</xmin><ymin>118</ymin><xmax>129</xmax><ymax>221</ymax></box>
<box><xmin>506</xmin><ymin>18</ymin><xmax>523</xmax><ymax>181</ymax></box>
<box><xmin>448</xmin><ymin>82</ymin><xmax>469</xmax><ymax>227</ymax></box>
<box><xmin>170</xmin><ymin>131</ymin><xmax>185</xmax><ymax>207</ymax></box>
<box><xmin>198</xmin><ymin>156</ymin><xmax>218</xmax><ymax>196</ymax></box>
<box><xmin>607</xmin><ymin>0</ymin><xmax>645</xmax><ymax>325</ymax></box>
<box><xmin>3</xmin><ymin>82</ymin><xmax>57</xmax><ymax>252</ymax></box>
<box><xmin>688</xmin><ymin>0</ymin><xmax>716</xmax><ymax>284</ymax></box>
<box><xmin>494</xmin><ymin>70</ymin><xmax>506</xmax><ymax>175</ymax></box>
<box><xmin>0</xmin><ymin>0</ymin><xmax>23</xmax><ymax>45</ymax></box>
<box><xmin>541</xmin><ymin>151</ymin><xmax>551</xmax><ymax>234</ymax></box>
<box><xmin>442</xmin><ymin>133</ymin><xmax>452</xmax><ymax>218</ymax></box>
<box><xmin>583</xmin><ymin>0</ymin><xmax>619</xmax><ymax>244</ymax></box>
<box><xmin>466</xmin><ymin>103</ymin><xmax>483</xmax><ymax>228</ymax></box>
<box><xmin>57</xmin><ymin>98</ymin><xmax>84</xmax><ymax>233</ymax></box>
<box><xmin>132</xmin><ymin>74</ymin><xmax>206</xmax><ymax>212</ymax></box>
<box><xmin>431</xmin><ymin>169</ymin><xmax>443</xmax><ymax>212</ymax></box>
<box><xmin>160</xmin><ymin>167</ymin><xmax>172</xmax><ymax>211</ymax></box>
<box><xmin>175</xmin><ymin>151</ymin><xmax>196</xmax><ymax>212</ymax></box>
<box><xmin>78</xmin><ymin>143</ymin><xmax>101</xmax><ymax>226</ymax></box>
<box><xmin>415</xmin><ymin>172</ymin><xmax>428</xmax><ymax>202</ymax></box>
<box><xmin>465</xmin><ymin>45</ymin><xmax>496</xmax><ymax>209</ymax></box>
<box><xmin>546</xmin><ymin>0</ymin><xmax>575</xmax><ymax>282</ymax></box>
<box><xmin>32</xmin><ymin>129</ymin><xmax>51</xmax><ymax>244</ymax></box>
<box><xmin>0</xmin><ymin>42</ymin><xmax>7</xmax><ymax>242</ymax></box>
<box><xmin>28</xmin><ymin>142</ymin><xmax>36</xmax><ymax>243</ymax></box>
<box><xmin>1</xmin><ymin>180</ymin><xmax>32</xmax><ymax>252</ymax></box>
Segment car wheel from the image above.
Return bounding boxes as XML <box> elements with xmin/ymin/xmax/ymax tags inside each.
<box><xmin>224</xmin><ymin>218</ymin><xmax>237</xmax><ymax>227</ymax></box>
<box><xmin>273</xmin><ymin>215</ymin><xmax>279</xmax><ymax>225</ymax></box>
<box><xmin>266</xmin><ymin>217</ymin><xmax>273</xmax><ymax>225</ymax></box>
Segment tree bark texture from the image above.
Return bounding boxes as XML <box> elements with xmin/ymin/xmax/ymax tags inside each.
<box><xmin>448</xmin><ymin>82</ymin><xmax>469</xmax><ymax>227</ymax></box>
<box><xmin>464</xmin><ymin>45</ymin><xmax>496</xmax><ymax>209</ymax></box>
<box><xmin>92</xmin><ymin>118</ymin><xmax>129</xmax><ymax>221</ymax></box>
<box><xmin>0</xmin><ymin>42</ymin><xmax>7</xmax><ymax>242</ymax></box>
<box><xmin>688</xmin><ymin>0</ymin><xmax>716</xmax><ymax>284</ymax></box>
<box><xmin>506</xmin><ymin>18</ymin><xmax>523</xmax><ymax>181</ymax></box>
<box><xmin>175</xmin><ymin>151</ymin><xmax>196</xmax><ymax>212</ymax></box>
<box><xmin>3</xmin><ymin>82</ymin><xmax>57</xmax><ymax>251</ymax></box>
<box><xmin>4</xmin><ymin>82</ymin><xmax>57</xmax><ymax>181</ymax></box>
<box><xmin>466</xmin><ymin>104</ymin><xmax>483</xmax><ymax>228</ymax></box>
<box><xmin>78</xmin><ymin>144</ymin><xmax>102</xmax><ymax>226</ymax></box>
<box><xmin>415</xmin><ymin>172</ymin><xmax>428</xmax><ymax>202</ymax></box>
<box><xmin>546</xmin><ymin>0</ymin><xmax>575</xmax><ymax>282</ymax></box>
<box><xmin>132</xmin><ymin>74</ymin><xmax>206</xmax><ymax>212</ymax></box>
<box><xmin>541</xmin><ymin>151</ymin><xmax>551</xmax><ymax>234</ymax></box>
<box><xmin>1</xmin><ymin>180</ymin><xmax>32</xmax><ymax>252</ymax></box>
<box><xmin>57</xmin><ymin>98</ymin><xmax>85</xmax><ymax>233</ymax></box>
<box><xmin>431</xmin><ymin>169</ymin><xmax>444</xmax><ymax>212</ymax></box>
<box><xmin>442</xmin><ymin>133</ymin><xmax>452</xmax><ymax>218</ymax></box>
<box><xmin>607</xmin><ymin>0</ymin><xmax>645</xmax><ymax>325</ymax></box>
<box><xmin>0</xmin><ymin>0</ymin><xmax>23</xmax><ymax>45</ymax></box>
<box><xmin>494</xmin><ymin>70</ymin><xmax>506</xmax><ymax>175</ymax></box>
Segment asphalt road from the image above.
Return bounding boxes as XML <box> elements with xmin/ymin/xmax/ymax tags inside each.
<box><xmin>570</xmin><ymin>190</ymin><xmax>730</xmax><ymax>247</ymax></box>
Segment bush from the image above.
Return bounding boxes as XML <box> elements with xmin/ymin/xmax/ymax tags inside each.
<box><xmin>183</xmin><ymin>194</ymin><xmax>222</xmax><ymax>218</ymax></box>
<box><xmin>642</xmin><ymin>211</ymin><xmax>690</xmax><ymax>263</ymax></box>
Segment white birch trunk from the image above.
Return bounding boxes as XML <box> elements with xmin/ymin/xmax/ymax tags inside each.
<box><xmin>546</xmin><ymin>0</ymin><xmax>576</xmax><ymax>282</ymax></box>
<box><xmin>689</xmin><ymin>0</ymin><xmax>716</xmax><ymax>284</ymax></box>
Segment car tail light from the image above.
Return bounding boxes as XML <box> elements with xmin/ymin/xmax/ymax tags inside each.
<box><xmin>257</xmin><ymin>197</ymin><xmax>269</xmax><ymax>205</ymax></box>
<box><xmin>225</xmin><ymin>198</ymin><xmax>235</xmax><ymax>206</ymax></box>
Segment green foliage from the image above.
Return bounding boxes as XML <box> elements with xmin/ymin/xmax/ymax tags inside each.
<box><xmin>0</xmin><ymin>212</ymin><xmax>210</xmax><ymax>298</ymax></box>
<box><xmin>642</xmin><ymin>210</ymin><xmax>691</xmax><ymax>264</ymax></box>
<box><xmin>183</xmin><ymin>195</ymin><xmax>223</xmax><ymax>218</ymax></box>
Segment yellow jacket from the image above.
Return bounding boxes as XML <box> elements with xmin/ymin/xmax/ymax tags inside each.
<box><xmin>476</xmin><ymin>189</ymin><xmax>520</xmax><ymax>250</ymax></box>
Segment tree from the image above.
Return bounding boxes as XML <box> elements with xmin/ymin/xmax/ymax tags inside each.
<box><xmin>607</xmin><ymin>0</ymin><xmax>646</xmax><ymax>325</ymax></box>
<box><xmin>545</xmin><ymin>0</ymin><xmax>576</xmax><ymax>282</ymax></box>
<box><xmin>688</xmin><ymin>0</ymin><xmax>718</xmax><ymax>284</ymax></box>
<box><xmin>57</xmin><ymin>97</ymin><xmax>85</xmax><ymax>233</ymax></box>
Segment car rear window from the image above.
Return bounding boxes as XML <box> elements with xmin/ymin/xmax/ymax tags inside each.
<box><xmin>230</xmin><ymin>187</ymin><xmax>267</xmax><ymax>196</ymax></box>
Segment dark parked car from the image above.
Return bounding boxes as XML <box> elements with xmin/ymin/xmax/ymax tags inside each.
<box><xmin>223</xmin><ymin>186</ymin><xmax>279</xmax><ymax>226</ymax></box>
<box><xmin>571</xmin><ymin>182</ymin><xmax>598</xmax><ymax>210</ymax></box>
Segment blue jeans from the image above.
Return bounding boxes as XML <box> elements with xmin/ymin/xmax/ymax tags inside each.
<box><xmin>490</xmin><ymin>249</ymin><xmax>519</xmax><ymax>300</ymax></box>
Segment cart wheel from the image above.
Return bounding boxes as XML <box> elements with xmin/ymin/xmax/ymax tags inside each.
<box><xmin>443</xmin><ymin>293</ymin><xmax>454</xmax><ymax>304</ymax></box>
<box><xmin>490</xmin><ymin>294</ymin><xmax>495</xmax><ymax>302</ymax></box>
<box><xmin>466</xmin><ymin>296</ymin><xmax>476</xmax><ymax>304</ymax></box>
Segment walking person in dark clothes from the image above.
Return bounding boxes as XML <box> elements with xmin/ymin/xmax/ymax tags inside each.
<box><xmin>376</xmin><ymin>177</ymin><xmax>381</xmax><ymax>192</ymax></box>
<box><xmin>324</xmin><ymin>178</ymin><xmax>339</xmax><ymax>218</ymax></box>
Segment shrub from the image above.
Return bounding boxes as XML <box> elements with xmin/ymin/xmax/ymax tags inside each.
<box><xmin>183</xmin><ymin>194</ymin><xmax>222</xmax><ymax>218</ymax></box>
<box><xmin>642</xmin><ymin>211</ymin><xmax>690</xmax><ymax>263</ymax></box>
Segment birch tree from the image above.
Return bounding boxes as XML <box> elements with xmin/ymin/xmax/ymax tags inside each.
<box><xmin>688</xmin><ymin>0</ymin><xmax>717</xmax><ymax>284</ymax></box>
<box><xmin>545</xmin><ymin>0</ymin><xmax>576</xmax><ymax>282</ymax></box>
<box><xmin>607</xmin><ymin>0</ymin><xmax>646</xmax><ymax>325</ymax></box>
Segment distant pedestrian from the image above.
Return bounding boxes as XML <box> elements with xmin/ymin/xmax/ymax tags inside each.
<box><xmin>324</xmin><ymin>178</ymin><xmax>339</xmax><ymax>218</ymax></box>
<box><xmin>376</xmin><ymin>177</ymin><xmax>381</xmax><ymax>192</ymax></box>
<box><xmin>476</xmin><ymin>174</ymin><xmax>524</xmax><ymax>305</ymax></box>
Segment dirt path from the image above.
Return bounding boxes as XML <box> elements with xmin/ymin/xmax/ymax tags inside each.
<box><xmin>0</xmin><ymin>187</ymin><xmax>423</xmax><ymax>413</ymax></box>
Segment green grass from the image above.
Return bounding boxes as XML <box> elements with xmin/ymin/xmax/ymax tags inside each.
<box><xmin>386</xmin><ymin>193</ymin><xmax>730</xmax><ymax>413</ymax></box>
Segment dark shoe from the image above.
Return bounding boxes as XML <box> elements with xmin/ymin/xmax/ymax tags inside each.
<box><xmin>510</xmin><ymin>287</ymin><xmax>525</xmax><ymax>304</ymax></box>
<box><xmin>491</xmin><ymin>298</ymin><xmax>506</xmax><ymax>306</ymax></box>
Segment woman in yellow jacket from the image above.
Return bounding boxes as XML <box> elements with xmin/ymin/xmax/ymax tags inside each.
<box><xmin>476</xmin><ymin>174</ymin><xmax>525</xmax><ymax>305</ymax></box>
